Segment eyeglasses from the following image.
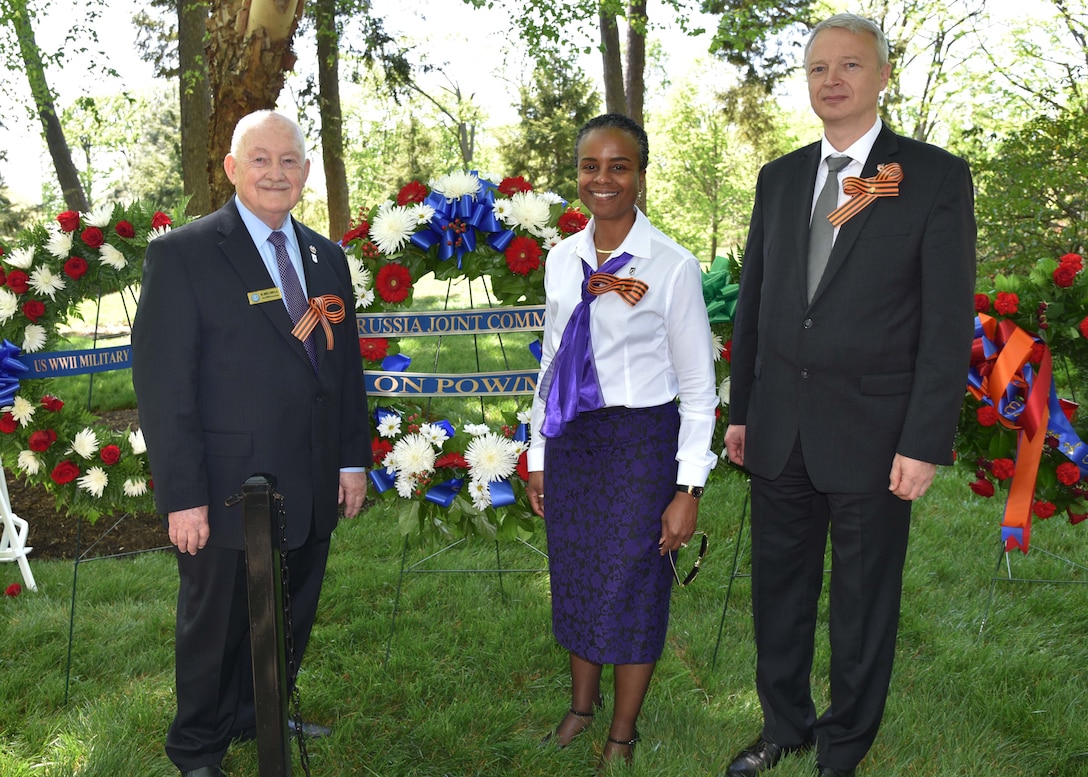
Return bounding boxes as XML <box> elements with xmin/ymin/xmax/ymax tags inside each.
<box><xmin>669</xmin><ymin>532</ymin><xmax>709</xmax><ymax>587</ymax></box>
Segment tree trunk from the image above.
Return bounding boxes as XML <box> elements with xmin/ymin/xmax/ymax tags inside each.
<box><xmin>205</xmin><ymin>0</ymin><xmax>304</xmax><ymax>209</ymax></box>
<box><xmin>179</xmin><ymin>0</ymin><xmax>212</xmax><ymax>216</ymax></box>
<box><xmin>7</xmin><ymin>0</ymin><xmax>87</xmax><ymax>211</ymax></box>
<box><xmin>599</xmin><ymin>8</ymin><xmax>626</xmax><ymax>114</ymax></box>
<box><xmin>624</xmin><ymin>0</ymin><xmax>646</xmax><ymax>125</ymax></box>
<box><xmin>315</xmin><ymin>0</ymin><xmax>349</xmax><ymax>240</ymax></box>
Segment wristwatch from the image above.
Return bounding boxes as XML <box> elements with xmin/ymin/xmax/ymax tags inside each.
<box><xmin>676</xmin><ymin>484</ymin><xmax>704</xmax><ymax>499</ymax></box>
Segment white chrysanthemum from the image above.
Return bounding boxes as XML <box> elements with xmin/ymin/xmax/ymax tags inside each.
<box><xmin>464</xmin><ymin>432</ymin><xmax>518</xmax><ymax>482</ymax></box>
<box><xmin>84</xmin><ymin>203</ymin><xmax>115</xmax><ymax>228</ymax></box>
<box><xmin>6</xmin><ymin>246</ymin><xmax>35</xmax><ymax>269</ymax></box>
<box><xmin>146</xmin><ymin>225</ymin><xmax>171</xmax><ymax>242</ymax></box>
<box><xmin>370</xmin><ymin>206</ymin><xmax>417</xmax><ymax>255</ymax></box>
<box><xmin>77</xmin><ymin>467</ymin><xmax>109</xmax><ymax>498</ymax></box>
<box><xmin>347</xmin><ymin>255</ymin><xmax>368</xmax><ymax>288</ymax></box>
<box><xmin>540</xmin><ymin>191</ymin><xmax>564</xmax><ymax>205</ymax></box>
<box><xmin>512</xmin><ymin>440</ymin><xmax>529</xmax><ymax>456</ymax></box>
<box><xmin>22</xmin><ymin>324</ymin><xmax>47</xmax><ymax>353</ymax></box>
<box><xmin>538</xmin><ymin>226</ymin><xmax>559</xmax><ymax>243</ymax></box>
<box><xmin>419</xmin><ymin>422</ymin><xmax>451</xmax><ymax>447</ymax></box>
<box><xmin>412</xmin><ymin>203</ymin><xmax>435</xmax><ymax>225</ymax></box>
<box><xmin>70</xmin><ymin>427</ymin><xmax>100</xmax><ymax>459</ymax></box>
<box><xmin>430</xmin><ymin>171</ymin><xmax>480</xmax><ymax>200</ymax></box>
<box><xmin>29</xmin><ymin>266</ymin><xmax>66</xmax><ymax>300</ymax></box>
<box><xmin>0</xmin><ymin>288</ymin><xmax>19</xmax><ymax>323</ymax></box>
<box><xmin>123</xmin><ymin>478</ymin><xmax>149</xmax><ymax>497</ymax></box>
<box><xmin>718</xmin><ymin>377</ymin><xmax>731</xmax><ymax>406</ymax></box>
<box><xmin>129</xmin><ymin>428</ymin><xmax>147</xmax><ymax>455</ymax></box>
<box><xmin>44</xmin><ymin>228</ymin><xmax>73</xmax><ymax>259</ymax></box>
<box><xmin>17</xmin><ymin>450</ymin><xmax>41</xmax><ymax>475</ymax></box>
<box><xmin>507</xmin><ymin>191</ymin><xmax>552</xmax><ymax>236</ymax></box>
<box><xmin>493</xmin><ymin>200</ymin><xmax>513</xmax><ymax>224</ymax></box>
<box><xmin>357</xmin><ymin>287</ymin><xmax>375</xmax><ymax>309</ymax></box>
<box><xmin>462</xmin><ymin>422</ymin><xmax>490</xmax><ymax>437</ymax></box>
<box><xmin>468</xmin><ymin>479</ymin><xmax>491</xmax><ymax>510</ymax></box>
<box><xmin>711</xmin><ymin>333</ymin><xmax>724</xmax><ymax>362</ymax></box>
<box><xmin>389</xmin><ymin>433</ymin><xmax>436</xmax><ymax>478</ymax></box>
<box><xmin>516</xmin><ymin>410</ymin><xmax>531</xmax><ymax>424</ymax></box>
<box><xmin>544</xmin><ymin>233</ymin><xmax>563</xmax><ymax>251</ymax></box>
<box><xmin>10</xmin><ymin>396</ymin><xmax>35</xmax><ymax>426</ymax></box>
<box><xmin>377</xmin><ymin>414</ymin><xmax>402</xmax><ymax>438</ymax></box>
<box><xmin>478</xmin><ymin>171</ymin><xmax>502</xmax><ymax>185</ymax></box>
<box><xmin>98</xmin><ymin>243</ymin><xmax>127</xmax><ymax>270</ymax></box>
<box><xmin>394</xmin><ymin>473</ymin><xmax>416</xmax><ymax>499</ymax></box>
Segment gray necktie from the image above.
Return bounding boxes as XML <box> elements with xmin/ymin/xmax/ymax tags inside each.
<box><xmin>807</xmin><ymin>155</ymin><xmax>851</xmax><ymax>302</ymax></box>
<box><xmin>269</xmin><ymin>230</ymin><xmax>317</xmax><ymax>370</ymax></box>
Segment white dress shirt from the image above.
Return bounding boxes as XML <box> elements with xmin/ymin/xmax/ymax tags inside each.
<box><xmin>528</xmin><ymin>209</ymin><xmax>718</xmax><ymax>487</ymax></box>
<box><xmin>811</xmin><ymin>118</ymin><xmax>883</xmax><ymax>244</ymax></box>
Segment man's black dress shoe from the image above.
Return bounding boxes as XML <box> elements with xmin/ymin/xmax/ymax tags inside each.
<box><xmin>815</xmin><ymin>766</ymin><xmax>855</xmax><ymax>777</ymax></box>
<box><xmin>726</xmin><ymin>736</ymin><xmax>815</xmax><ymax>776</ymax></box>
<box><xmin>181</xmin><ymin>767</ymin><xmax>225</xmax><ymax>777</ymax></box>
<box><xmin>289</xmin><ymin>719</ymin><xmax>333</xmax><ymax>739</ymax></box>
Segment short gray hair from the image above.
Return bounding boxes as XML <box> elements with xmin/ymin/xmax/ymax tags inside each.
<box><xmin>805</xmin><ymin>13</ymin><xmax>890</xmax><ymax>69</ymax></box>
<box><xmin>230</xmin><ymin>110</ymin><xmax>307</xmax><ymax>159</ymax></box>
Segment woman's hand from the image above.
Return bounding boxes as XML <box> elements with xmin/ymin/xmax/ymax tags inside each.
<box><xmin>659</xmin><ymin>493</ymin><xmax>698</xmax><ymax>554</ymax></box>
<box><xmin>527</xmin><ymin>470</ymin><xmax>545</xmax><ymax>518</ymax></box>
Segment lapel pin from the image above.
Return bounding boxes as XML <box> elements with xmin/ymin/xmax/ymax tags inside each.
<box><xmin>309</xmin><ymin>245</ymin><xmax>318</xmax><ymax>263</ymax></box>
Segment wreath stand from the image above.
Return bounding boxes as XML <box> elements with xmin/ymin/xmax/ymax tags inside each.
<box><xmin>0</xmin><ymin>471</ymin><xmax>37</xmax><ymax>591</ymax></box>
<box><xmin>711</xmin><ymin>483</ymin><xmax>750</xmax><ymax>671</ymax></box>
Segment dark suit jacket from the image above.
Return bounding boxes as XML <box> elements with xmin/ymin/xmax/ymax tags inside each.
<box><xmin>132</xmin><ymin>197</ymin><xmax>371</xmax><ymax>550</ymax></box>
<box><xmin>729</xmin><ymin>125</ymin><xmax>976</xmax><ymax>493</ymax></box>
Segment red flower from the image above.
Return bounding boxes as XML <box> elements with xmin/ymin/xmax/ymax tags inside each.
<box><xmin>990</xmin><ymin>458</ymin><xmax>1015</xmax><ymax>480</ymax></box>
<box><xmin>100</xmin><ymin>444</ymin><xmax>122</xmax><ymax>465</ymax></box>
<box><xmin>359</xmin><ymin>337</ymin><xmax>390</xmax><ymax>362</ymax></box>
<box><xmin>28</xmin><ymin>429</ymin><xmax>57</xmax><ymax>452</ymax></box>
<box><xmin>969</xmin><ymin>479</ymin><xmax>995</xmax><ymax>497</ymax></box>
<box><xmin>993</xmin><ymin>292</ymin><xmax>1019</xmax><ymax>316</ymax></box>
<box><xmin>976</xmin><ymin>405</ymin><xmax>999</xmax><ymax>427</ymax></box>
<box><xmin>22</xmin><ymin>299</ymin><xmax>45</xmax><ymax>322</ymax></box>
<box><xmin>6</xmin><ymin>270</ymin><xmax>29</xmax><ymax>294</ymax></box>
<box><xmin>342</xmin><ymin>221</ymin><xmax>369</xmax><ymax>244</ymax></box>
<box><xmin>4</xmin><ymin>583</ymin><xmax>21</xmax><ymax>597</ymax></box>
<box><xmin>1056</xmin><ymin>461</ymin><xmax>1081</xmax><ymax>486</ymax></box>
<box><xmin>516</xmin><ymin>451</ymin><xmax>529</xmax><ymax>481</ymax></box>
<box><xmin>56</xmin><ymin>210</ymin><xmax>81</xmax><ymax>232</ymax></box>
<box><xmin>0</xmin><ymin>413</ymin><xmax>17</xmax><ymax>434</ymax></box>
<box><xmin>498</xmin><ymin>176</ymin><xmax>533</xmax><ymax>196</ymax></box>
<box><xmin>504</xmin><ymin>236</ymin><xmax>542</xmax><ymax>275</ymax></box>
<box><xmin>64</xmin><ymin>256</ymin><xmax>89</xmax><ymax>280</ymax></box>
<box><xmin>115</xmin><ymin>221</ymin><xmax>136</xmax><ymax>239</ymax></box>
<box><xmin>1033</xmin><ymin>500</ymin><xmax>1057</xmax><ymax>519</ymax></box>
<box><xmin>375</xmin><ymin>263</ymin><xmax>412</xmax><ymax>303</ymax></box>
<box><xmin>974</xmin><ymin>293</ymin><xmax>991</xmax><ymax>313</ymax></box>
<box><xmin>397</xmin><ymin>181</ymin><xmax>429</xmax><ymax>206</ymax></box>
<box><xmin>1079</xmin><ymin>316</ymin><xmax>1088</xmax><ymax>340</ymax></box>
<box><xmin>436</xmin><ymin>452</ymin><xmax>470</xmax><ymax>469</ymax></box>
<box><xmin>1069</xmin><ymin>510</ymin><xmax>1088</xmax><ymax>526</ymax></box>
<box><xmin>1028</xmin><ymin>341</ymin><xmax>1046</xmax><ymax>364</ymax></box>
<box><xmin>0</xmin><ymin>267</ymin><xmax>6</xmax><ymax>286</ymax></box>
<box><xmin>372</xmin><ymin>438</ymin><xmax>393</xmax><ymax>464</ymax></box>
<box><xmin>41</xmin><ymin>395</ymin><xmax>64</xmax><ymax>412</ymax></box>
<box><xmin>1053</xmin><ymin>264</ymin><xmax>1077</xmax><ymax>288</ymax></box>
<box><xmin>1059</xmin><ymin>253</ymin><xmax>1084</xmax><ymax>271</ymax></box>
<box><xmin>51</xmin><ymin>460</ymin><xmax>81</xmax><ymax>485</ymax></box>
<box><xmin>557</xmin><ymin>209</ymin><xmax>589</xmax><ymax>234</ymax></box>
<box><xmin>722</xmin><ymin>338</ymin><xmax>733</xmax><ymax>363</ymax></box>
<box><xmin>81</xmin><ymin>226</ymin><xmax>105</xmax><ymax>248</ymax></box>
<box><xmin>151</xmin><ymin>211</ymin><xmax>172</xmax><ymax>229</ymax></box>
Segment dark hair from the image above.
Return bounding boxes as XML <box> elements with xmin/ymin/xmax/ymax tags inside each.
<box><xmin>575</xmin><ymin>113</ymin><xmax>649</xmax><ymax>171</ymax></box>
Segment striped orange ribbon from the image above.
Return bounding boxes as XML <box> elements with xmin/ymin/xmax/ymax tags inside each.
<box><xmin>292</xmin><ymin>294</ymin><xmax>346</xmax><ymax>351</ymax></box>
<box><xmin>586</xmin><ymin>273</ymin><xmax>649</xmax><ymax>306</ymax></box>
<box><xmin>828</xmin><ymin>162</ymin><xmax>903</xmax><ymax>227</ymax></box>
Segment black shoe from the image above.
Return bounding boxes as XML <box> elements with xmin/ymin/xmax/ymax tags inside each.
<box><xmin>181</xmin><ymin>767</ymin><xmax>225</xmax><ymax>777</ymax></box>
<box><xmin>289</xmin><ymin>719</ymin><xmax>333</xmax><ymax>739</ymax></box>
<box><xmin>816</xmin><ymin>766</ymin><xmax>856</xmax><ymax>777</ymax></box>
<box><xmin>725</xmin><ymin>736</ymin><xmax>815</xmax><ymax>776</ymax></box>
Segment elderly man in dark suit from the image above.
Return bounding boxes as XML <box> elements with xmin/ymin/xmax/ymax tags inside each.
<box><xmin>132</xmin><ymin>110</ymin><xmax>371</xmax><ymax>777</ymax></box>
<box><xmin>722</xmin><ymin>14</ymin><xmax>976</xmax><ymax>777</ymax></box>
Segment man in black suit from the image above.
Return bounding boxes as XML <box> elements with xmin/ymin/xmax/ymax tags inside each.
<box><xmin>132</xmin><ymin>110</ymin><xmax>371</xmax><ymax>777</ymax></box>
<box><xmin>723</xmin><ymin>14</ymin><xmax>975</xmax><ymax>777</ymax></box>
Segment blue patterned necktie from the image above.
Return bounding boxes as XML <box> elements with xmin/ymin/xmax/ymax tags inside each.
<box><xmin>268</xmin><ymin>230</ymin><xmax>317</xmax><ymax>370</ymax></box>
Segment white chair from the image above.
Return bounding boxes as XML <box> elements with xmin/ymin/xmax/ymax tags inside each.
<box><xmin>0</xmin><ymin>470</ymin><xmax>37</xmax><ymax>591</ymax></box>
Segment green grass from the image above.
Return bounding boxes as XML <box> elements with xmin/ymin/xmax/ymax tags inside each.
<box><xmin>3</xmin><ymin>471</ymin><xmax>1088</xmax><ymax>776</ymax></box>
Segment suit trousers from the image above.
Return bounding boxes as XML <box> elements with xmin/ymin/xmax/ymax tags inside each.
<box><xmin>165</xmin><ymin>525</ymin><xmax>330</xmax><ymax>771</ymax></box>
<box><xmin>749</xmin><ymin>437</ymin><xmax>911</xmax><ymax>770</ymax></box>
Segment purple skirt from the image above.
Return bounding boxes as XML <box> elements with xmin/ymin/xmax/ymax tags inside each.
<box><xmin>543</xmin><ymin>402</ymin><xmax>679</xmax><ymax>664</ymax></box>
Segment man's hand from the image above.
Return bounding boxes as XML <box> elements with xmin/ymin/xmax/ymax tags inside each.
<box><xmin>339</xmin><ymin>470</ymin><xmax>369</xmax><ymax>518</ymax></box>
<box><xmin>888</xmin><ymin>454</ymin><xmax>937</xmax><ymax>501</ymax></box>
<box><xmin>725</xmin><ymin>424</ymin><xmax>746</xmax><ymax>467</ymax></box>
<box><xmin>168</xmin><ymin>506</ymin><xmax>210</xmax><ymax>555</ymax></box>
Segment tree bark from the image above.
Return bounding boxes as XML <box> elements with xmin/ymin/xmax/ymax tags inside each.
<box><xmin>624</xmin><ymin>0</ymin><xmax>646</xmax><ymax>125</ymax></box>
<box><xmin>315</xmin><ymin>0</ymin><xmax>349</xmax><ymax>240</ymax></box>
<box><xmin>599</xmin><ymin>7</ymin><xmax>626</xmax><ymax>114</ymax></box>
<box><xmin>178</xmin><ymin>0</ymin><xmax>212</xmax><ymax>216</ymax></box>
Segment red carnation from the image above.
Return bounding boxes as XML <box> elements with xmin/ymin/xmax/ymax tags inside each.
<box><xmin>990</xmin><ymin>458</ymin><xmax>1015</xmax><ymax>480</ymax></box>
<box><xmin>342</xmin><ymin>221</ymin><xmax>369</xmax><ymax>244</ymax></box>
<box><xmin>723</xmin><ymin>338</ymin><xmax>733</xmax><ymax>363</ymax></box>
<box><xmin>974</xmin><ymin>293</ymin><xmax>991</xmax><ymax>313</ymax></box>
<box><xmin>1079</xmin><ymin>316</ymin><xmax>1088</xmax><ymax>340</ymax></box>
<box><xmin>1053</xmin><ymin>264</ymin><xmax>1077</xmax><ymax>288</ymax></box>
<box><xmin>976</xmin><ymin>405</ymin><xmax>999</xmax><ymax>427</ymax></box>
<box><xmin>81</xmin><ymin>226</ymin><xmax>105</xmax><ymax>248</ymax></box>
<box><xmin>50</xmin><ymin>460</ymin><xmax>81</xmax><ymax>485</ymax></box>
<box><xmin>41</xmin><ymin>395</ymin><xmax>64</xmax><ymax>412</ymax></box>
<box><xmin>28</xmin><ymin>429</ymin><xmax>58</xmax><ymax>452</ymax></box>
<box><xmin>0</xmin><ymin>413</ymin><xmax>17</xmax><ymax>434</ymax></box>
<box><xmin>397</xmin><ymin>181</ymin><xmax>428</xmax><ymax>206</ymax></box>
<box><xmin>1056</xmin><ymin>461</ymin><xmax>1081</xmax><ymax>486</ymax></box>
<box><xmin>375</xmin><ymin>263</ymin><xmax>412</xmax><ymax>303</ymax></box>
<box><xmin>359</xmin><ymin>337</ymin><xmax>390</xmax><ymax>362</ymax></box>
<box><xmin>56</xmin><ymin>210</ymin><xmax>81</xmax><ymax>232</ymax></box>
<box><xmin>993</xmin><ymin>292</ymin><xmax>1019</xmax><ymax>316</ymax></box>
<box><xmin>1059</xmin><ymin>253</ymin><xmax>1084</xmax><ymax>271</ymax></box>
<box><xmin>504</xmin><ymin>236</ymin><xmax>542</xmax><ymax>275</ymax></box>
<box><xmin>1069</xmin><ymin>510</ymin><xmax>1088</xmax><ymax>525</ymax></box>
<box><xmin>64</xmin><ymin>256</ymin><xmax>88</xmax><ymax>280</ymax></box>
<box><xmin>1033</xmin><ymin>500</ymin><xmax>1057</xmax><ymax>519</ymax></box>
<box><xmin>114</xmin><ymin>221</ymin><xmax>136</xmax><ymax>239</ymax></box>
<box><xmin>100</xmin><ymin>444</ymin><xmax>122</xmax><ymax>465</ymax></box>
<box><xmin>557</xmin><ymin>209</ymin><xmax>589</xmax><ymax>234</ymax></box>
<box><xmin>6</xmin><ymin>270</ymin><xmax>29</xmax><ymax>294</ymax></box>
<box><xmin>151</xmin><ymin>211</ymin><xmax>172</xmax><ymax>229</ymax></box>
<box><xmin>22</xmin><ymin>299</ymin><xmax>45</xmax><ymax>323</ymax></box>
<box><xmin>436</xmin><ymin>452</ymin><xmax>470</xmax><ymax>469</ymax></box>
<box><xmin>516</xmin><ymin>451</ymin><xmax>529</xmax><ymax>481</ymax></box>
<box><xmin>1028</xmin><ymin>341</ymin><xmax>1046</xmax><ymax>364</ymax></box>
<box><xmin>969</xmin><ymin>479</ymin><xmax>995</xmax><ymax>498</ymax></box>
<box><xmin>4</xmin><ymin>583</ymin><xmax>21</xmax><ymax>597</ymax></box>
<box><xmin>498</xmin><ymin>176</ymin><xmax>533</xmax><ymax>196</ymax></box>
<box><xmin>372</xmin><ymin>438</ymin><xmax>393</xmax><ymax>464</ymax></box>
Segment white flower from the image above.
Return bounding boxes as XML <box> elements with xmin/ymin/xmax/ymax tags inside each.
<box><xmin>412</xmin><ymin>203</ymin><xmax>435</xmax><ymax>225</ymax></box>
<box><xmin>44</xmin><ymin>228</ymin><xmax>72</xmax><ymax>259</ymax></box>
<box><xmin>357</xmin><ymin>288</ymin><xmax>375</xmax><ymax>309</ymax></box>
<box><xmin>464</xmin><ymin>432</ymin><xmax>518</xmax><ymax>482</ymax></box>
<box><xmin>147</xmin><ymin>225</ymin><xmax>170</xmax><ymax>242</ymax></box>
<box><xmin>394</xmin><ymin>473</ymin><xmax>416</xmax><ymax>498</ymax></box>
<box><xmin>0</xmin><ymin>288</ymin><xmax>19</xmax><ymax>323</ymax></box>
<box><xmin>419</xmin><ymin>422</ymin><xmax>451</xmax><ymax>447</ymax></box>
<box><xmin>129</xmin><ymin>428</ymin><xmax>147</xmax><ymax>455</ymax></box>
<box><xmin>468</xmin><ymin>479</ymin><xmax>491</xmax><ymax>510</ymax></box>
<box><xmin>516</xmin><ymin>410</ymin><xmax>531</xmax><ymax>424</ymax></box>
<box><xmin>10</xmin><ymin>396</ymin><xmax>35</xmax><ymax>427</ymax></box>
<box><xmin>29</xmin><ymin>266</ymin><xmax>66</xmax><ymax>300</ymax></box>
<box><xmin>540</xmin><ymin>191</ymin><xmax>564</xmax><ymax>205</ymax></box>
<box><xmin>123</xmin><ymin>478</ymin><xmax>149</xmax><ymax>497</ymax></box>
<box><xmin>430</xmin><ymin>171</ymin><xmax>480</xmax><ymax>200</ymax></box>
<box><xmin>718</xmin><ymin>377</ymin><xmax>731</xmax><ymax>406</ymax></box>
<box><xmin>462</xmin><ymin>422</ymin><xmax>490</xmax><ymax>437</ymax></box>
<box><xmin>377</xmin><ymin>414</ymin><xmax>402</xmax><ymax>438</ymax></box>
<box><xmin>70</xmin><ymin>428</ymin><xmax>100</xmax><ymax>459</ymax></box>
<box><xmin>77</xmin><ymin>467</ymin><xmax>109</xmax><ymax>498</ymax></box>
<box><xmin>370</xmin><ymin>206</ymin><xmax>417</xmax><ymax>255</ymax></box>
<box><xmin>83</xmin><ymin>204</ymin><xmax>115</xmax><ymax>228</ymax></box>
<box><xmin>6</xmin><ymin>246</ymin><xmax>35</xmax><ymax>269</ymax></box>
<box><xmin>22</xmin><ymin>324</ymin><xmax>47</xmax><ymax>353</ymax></box>
<box><xmin>347</xmin><ymin>255</ymin><xmax>369</xmax><ymax>289</ymax></box>
<box><xmin>493</xmin><ymin>200</ymin><xmax>513</xmax><ymax>224</ymax></box>
<box><xmin>544</xmin><ymin>233</ymin><xmax>563</xmax><ymax>251</ymax></box>
<box><xmin>538</xmin><ymin>226</ymin><xmax>559</xmax><ymax>244</ymax></box>
<box><xmin>389</xmin><ymin>433</ymin><xmax>436</xmax><ymax>477</ymax></box>
<box><xmin>711</xmin><ymin>333</ymin><xmax>724</xmax><ymax>362</ymax></box>
<box><xmin>512</xmin><ymin>440</ymin><xmax>529</xmax><ymax>456</ymax></box>
<box><xmin>98</xmin><ymin>243</ymin><xmax>127</xmax><ymax>270</ymax></box>
<box><xmin>477</xmin><ymin>171</ymin><xmax>502</xmax><ymax>185</ymax></box>
<box><xmin>507</xmin><ymin>191</ymin><xmax>552</xmax><ymax>236</ymax></box>
<box><xmin>17</xmin><ymin>450</ymin><xmax>41</xmax><ymax>475</ymax></box>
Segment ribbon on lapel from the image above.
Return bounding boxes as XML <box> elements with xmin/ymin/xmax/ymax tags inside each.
<box><xmin>828</xmin><ymin>162</ymin><xmax>903</xmax><ymax>227</ymax></box>
<box><xmin>292</xmin><ymin>294</ymin><xmax>346</xmax><ymax>351</ymax></box>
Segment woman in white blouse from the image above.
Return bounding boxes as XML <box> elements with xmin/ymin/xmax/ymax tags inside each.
<box><xmin>527</xmin><ymin>113</ymin><xmax>718</xmax><ymax>768</ymax></box>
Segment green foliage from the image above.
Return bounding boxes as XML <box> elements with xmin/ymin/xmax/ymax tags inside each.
<box><xmin>703</xmin><ymin>0</ymin><xmax>816</xmax><ymax>91</ymax></box>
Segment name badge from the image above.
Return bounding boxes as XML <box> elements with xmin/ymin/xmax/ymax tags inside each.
<box><xmin>248</xmin><ymin>287</ymin><xmax>283</xmax><ymax>305</ymax></box>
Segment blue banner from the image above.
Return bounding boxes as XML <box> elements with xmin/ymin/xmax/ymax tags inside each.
<box><xmin>357</xmin><ymin>306</ymin><xmax>544</xmax><ymax>338</ymax></box>
<box><xmin>18</xmin><ymin>344</ymin><xmax>132</xmax><ymax>378</ymax></box>
<box><xmin>365</xmin><ymin>369</ymin><xmax>538</xmax><ymax>397</ymax></box>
